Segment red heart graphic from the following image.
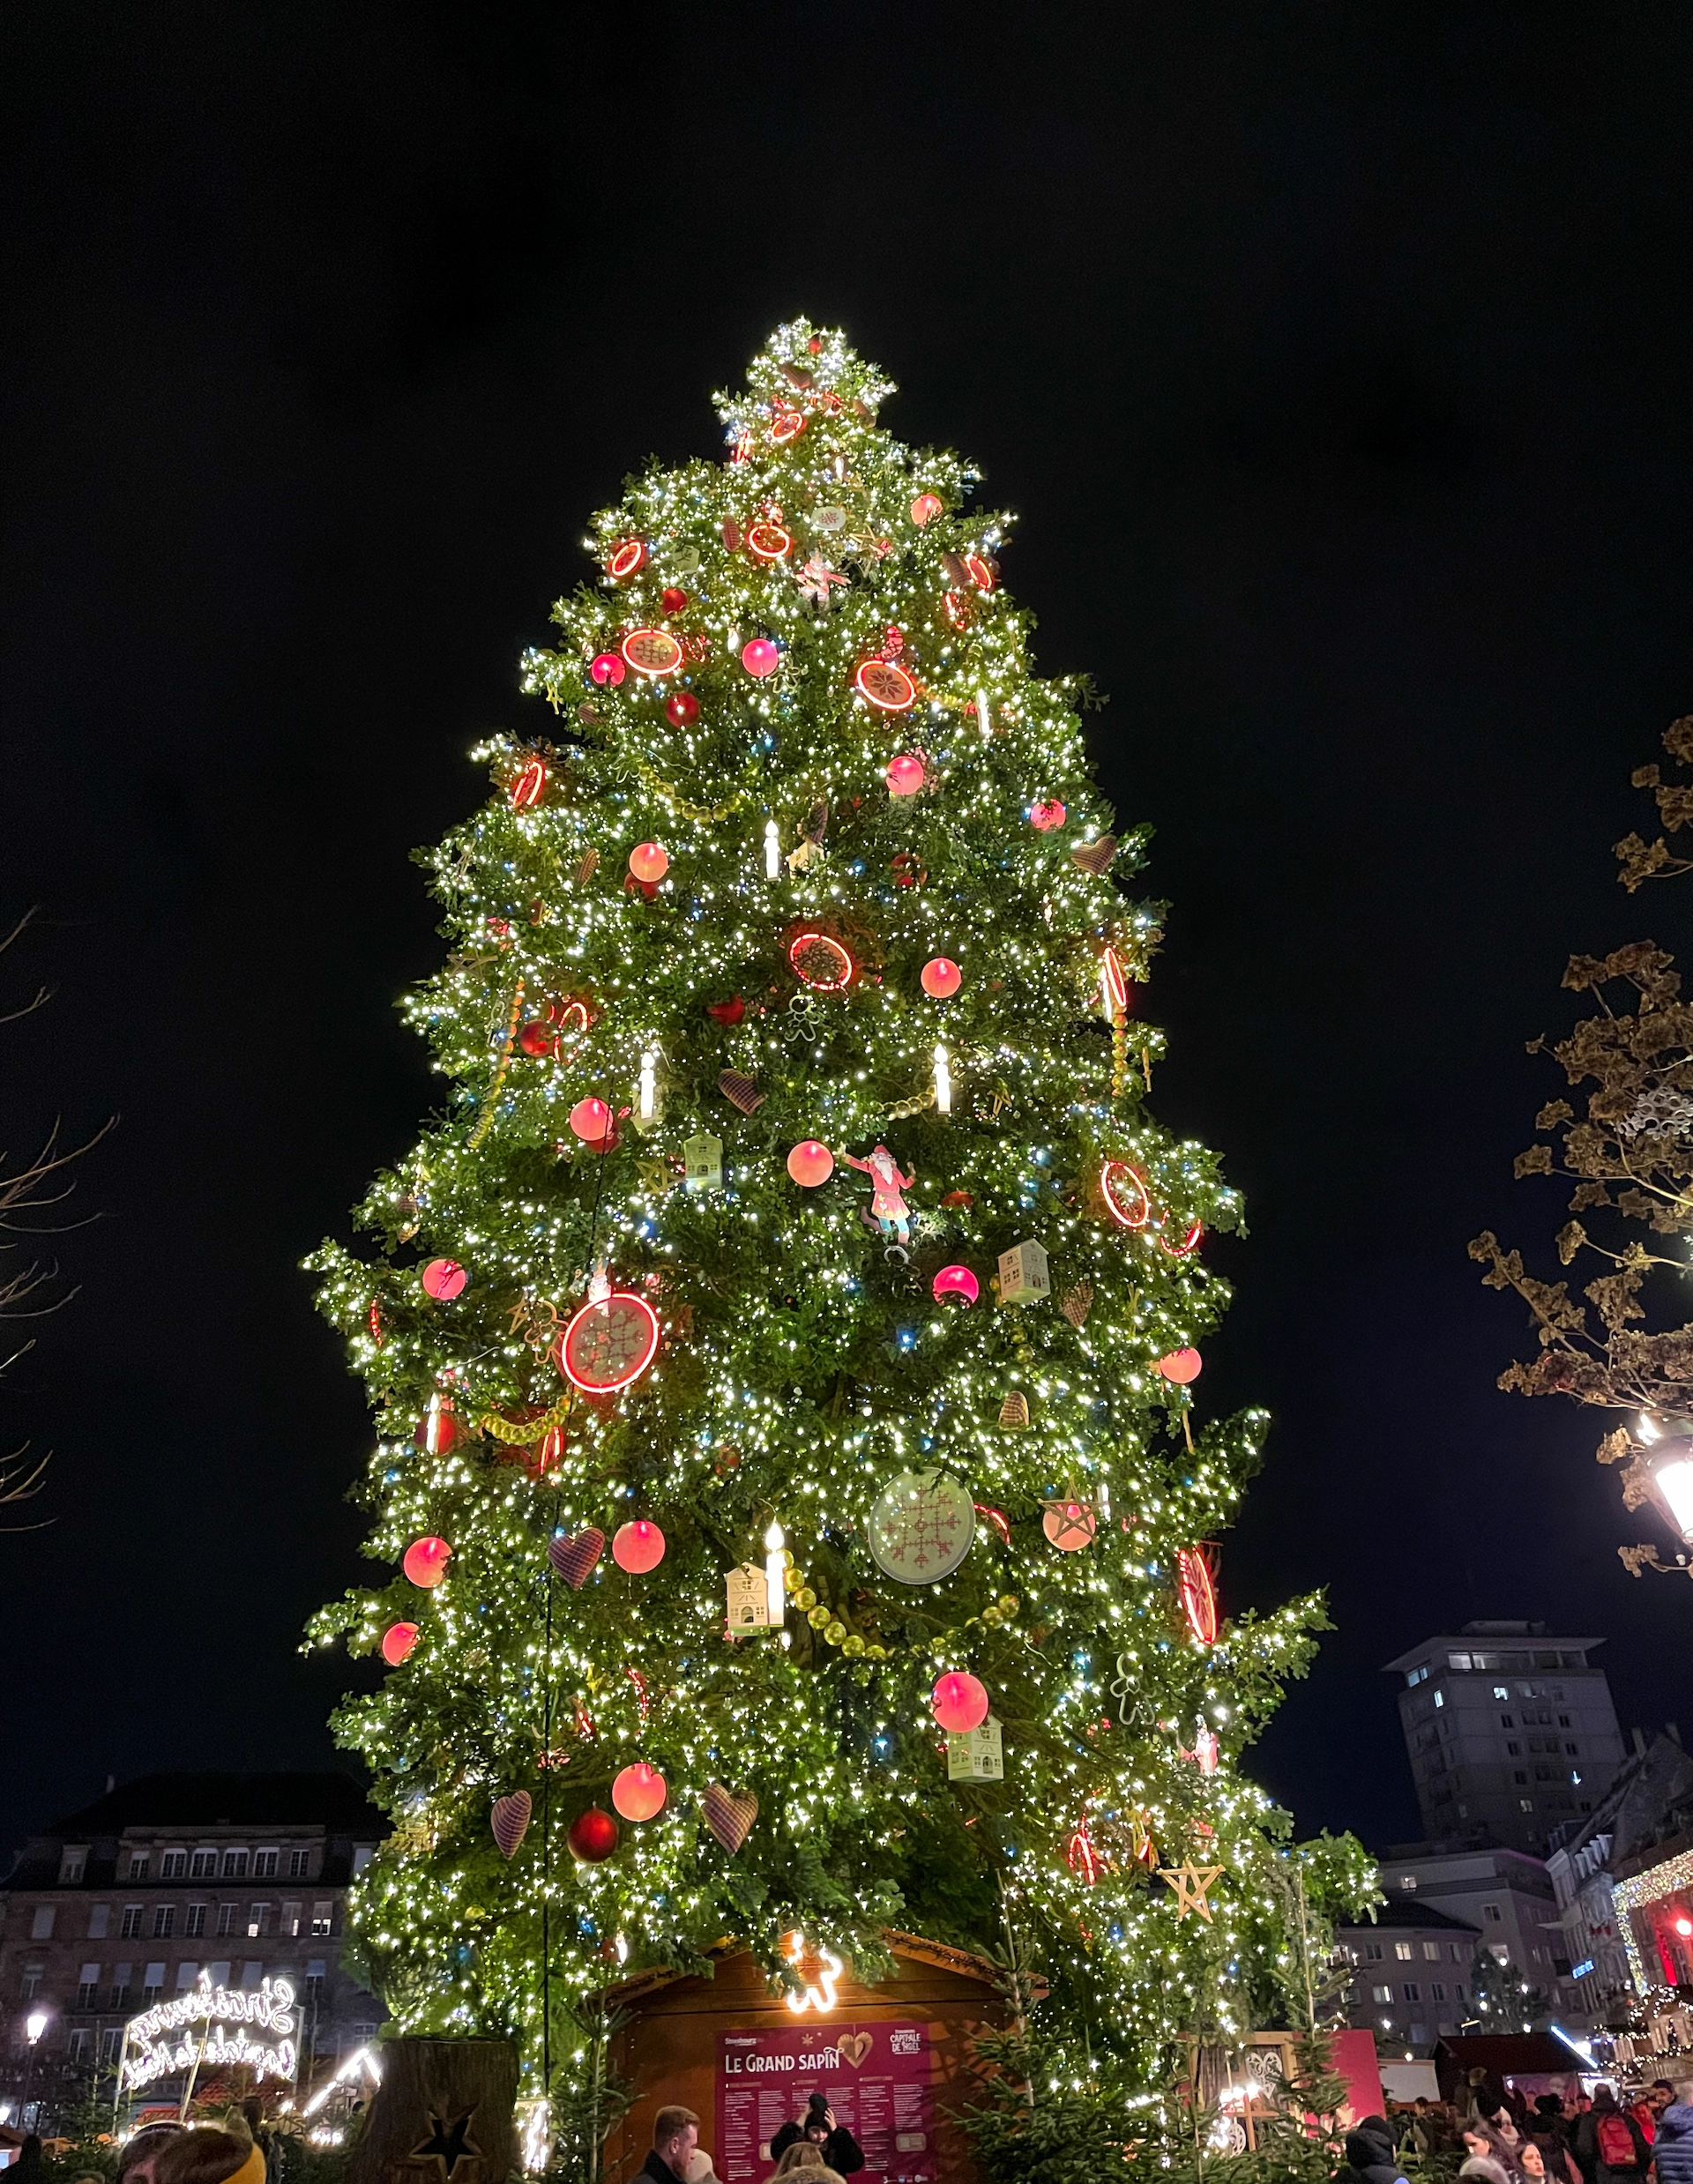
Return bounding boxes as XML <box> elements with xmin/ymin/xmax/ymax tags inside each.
<box><xmin>491</xmin><ymin>1790</ymin><xmax>532</xmax><ymax>1858</ymax></box>
<box><xmin>548</xmin><ymin>1528</ymin><xmax>605</xmax><ymax>1591</ymax></box>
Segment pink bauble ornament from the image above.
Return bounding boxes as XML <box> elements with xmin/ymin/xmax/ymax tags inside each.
<box><xmin>380</xmin><ymin>1622</ymin><xmax>418</xmax><ymax>1666</ymax></box>
<box><xmin>1156</xmin><ymin>1347</ymin><xmax>1204</xmax><ymax>1384</ymax></box>
<box><xmin>611</xmin><ymin>1762</ymin><xmax>668</xmax><ymax>1822</ymax></box>
<box><xmin>786</xmin><ymin>1141</ymin><xmax>834</xmax><ymax>1188</ymax></box>
<box><xmin>885</xmin><ymin>754</ymin><xmax>925</xmax><ymax>797</ymax></box>
<box><xmin>931</xmin><ymin>1264</ymin><xmax>980</xmax><ymax>1306</ymax></box>
<box><xmin>1042</xmin><ymin>1500</ymin><xmax>1097</xmax><ymax>1552</ymax></box>
<box><xmin>491</xmin><ymin>1790</ymin><xmax>532</xmax><ymax>1857</ymax></box>
<box><xmin>910</xmin><ymin>492</ymin><xmax>944</xmax><ymax>526</ymax></box>
<box><xmin>629</xmin><ymin>841</ymin><xmax>669</xmax><ymax>883</ymax></box>
<box><xmin>402</xmin><ymin>1536</ymin><xmax>451</xmax><ymax>1588</ymax></box>
<box><xmin>1030</xmin><ymin>800</ymin><xmax>1067</xmax><ymax>831</ymax></box>
<box><xmin>421</xmin><ymin>1258</ymin><xmax>466</xmax><ymax>1301</ymax></box>
<box><xmin>921</xmin><ymin>957</ymin><xmax>962</xmax><ymax>999</ymax></box>
<box><xmin>589</xmin><ymin>652</ymin><xmax>626</xmax><ymax>687</ymax></box>
<box><xmin>569</xmin><ymin>1096</ymin><xmax>615</xmax><ymax>1144</ymax></box>
<box><xmin>932</xmin><ymin>1673</ymin><xmax>990</xmax><ymax>1735</ymax></box>
<box><xmin>741</xmin><ymin>638</ymin><xmax>779</xmax><ymax>678</ymax></box>
<box><xmin>611</xmin><ymin>1518</ymin><xmax>667</xmax><ymax>1574</ymax></box>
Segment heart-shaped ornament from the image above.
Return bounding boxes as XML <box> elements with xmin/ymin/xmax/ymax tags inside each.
<box><xmin>548</xmin><ymin>1527</ymin><xmax>605</xmax><ymax>1591</ymax></box>
<box><xmin>491</xmin><ymin>1790</ymin><xmax>532</xmax><ymax>1858</ymax></box>
<box><xmin>836</xmin><ymin>2031</ymin><xmax>871</xmax><ymax>2068</ymax></box>
<box><xmin>700</xmin><ymin>1782</ymin><xmax>758</xmax><ymax>1855</ymax></box>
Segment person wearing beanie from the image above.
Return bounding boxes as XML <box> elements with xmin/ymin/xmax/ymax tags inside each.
<box><xmin>1340</xmin><ymin>2115</ymin><xmax>1409</xmax><ymax>2184</ymax></box>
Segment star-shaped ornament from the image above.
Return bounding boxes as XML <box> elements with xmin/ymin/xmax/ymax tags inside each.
<box><xmin>1159</xmin><ymin>1861</ymin><xmax>1226</xmax><ymax>1922</ymax></box>
<box><xmin>412</xmin><ymin>2110</ymin><xmax>481</xmax><ymax>2180</ymax></box>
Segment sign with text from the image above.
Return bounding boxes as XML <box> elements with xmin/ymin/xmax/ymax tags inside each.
<box><xmin>716</xmin><ymin>2023</ymin><xmax>934</xmax><ymax>2184</ymax></box>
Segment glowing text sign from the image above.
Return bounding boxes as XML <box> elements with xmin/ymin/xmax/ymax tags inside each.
<box><xmin>123</xmin><ymin>1971</ymin><xmax>298</xmax><ymax>2091</ymax></box>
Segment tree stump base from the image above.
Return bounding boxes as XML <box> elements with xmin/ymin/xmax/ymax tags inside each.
<box><xmin>349</xmin><ymin>2038</ymin><xmax>518</xmax><ymax>2184</ymax></box>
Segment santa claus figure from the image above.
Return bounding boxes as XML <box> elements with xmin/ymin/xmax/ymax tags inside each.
<box><xmin>846</xmin><ymin>1143</ymin><xmax>914</xmax><ymax>1240</ymax></box>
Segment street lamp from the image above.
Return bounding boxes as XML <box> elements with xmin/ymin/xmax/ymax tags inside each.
<box><xmin>1637</xmin><ymin>1415</ymin><xmax>1693</xmax><ymax>1541</ymax></box>
<box><xmin>19</xmin><ymin>2008</ymin><xmax>49</xmax><ymax>2131</ymax></box>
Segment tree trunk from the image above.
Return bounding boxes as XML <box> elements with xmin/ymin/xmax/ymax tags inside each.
<box><xmin>350</xmin><ymin>2038</ymin><xmax>518</xmax><ymax>2184</ymax></box>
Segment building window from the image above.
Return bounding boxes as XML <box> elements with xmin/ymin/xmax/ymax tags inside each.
<box><xmin>289</xmin><ymin>1850</ymin><xmax>311</xmax><ymax>1879</ymax></box>
<box><xmin>1449</xmin><ymin>1652</ymin><xmax>1473</xmax><ymax>1670</ymax></box>
<box><xmin>311</xmin><ymin>1903</ymin><xmax>333</xmax><ymax>1937</ymax></box>
<box><xmin>67</xmin><ymin>2029</ymin><xmax>88</xmax><ymax>2061</ymax></box>
<box><xmin>20</xmin><ymin>1964</ymin><xmax>42</xmax><ymax>1999</ymax></box>
<box><xmin>1406</xmin><ymin>1665</ymin><xmax>1429</xmax><ymax>1686</ymax></box>
<box><xmin>1363</xmin><ymin>1942</ymin><xmax>1383</xmax><ymax>1960</ymax></box>
<box><xmin>1567</xmin><ymin>1742</ymin><xmax>1579</xmax><ymax>1755</ymax></box>
<box><xmin>31</xmin><ymin>1907</ymin><xmax>56</xmax><ymax>1940</ymax></box>
<box><xmin>129</xmin><ymin>1855</ymin><xmax>149</xmax><ymax>1881</ymax></box>
<box><xmin>1373</xmin><ymin>1984</ymin><xmax>1393</xmax><ymax>2003</ymax></box>
<box><xmin>1402</xmin><ymin>1983</ymin><xmax>1421</xmax><ymax>2001</ymax></box>
<box><xmin>242</xmin><ymin>1961</ymin><xmax>264</xmax><ymax>1988</ymax></box>
<box><xmin>160</xmin><ymin>1852</ymin><xmax>187</xmax><ymax>1880</ymax></box>
<box><xmin>1519</xmin><ymin>1798</ymin><xmax>1534</xmax><ymax>1812</ymax></box>
<box><xmin>1455</xmin><ymin>1983</ymin><xmax>1466</xmax><ymax>2000</ymax></box>
<box><xmin>143</xmin><ymin>1964</ymin><xmax>165</xmax><ymax>2002</ymax></box>
<box><xmin>1395</xmin><ymin>1942</ymin><xmax>1414</xmax><ymax>1961</ymax></box>
<box><xmin>1422</xmin><ymin>1942</ymin><xmax>1440</xmax><ymax>1961</ymax></box>
<box><xmin>1451</xmin><ymin>1945</ymin><xmax>1464</xmax><ymax>1962</ymax></box>
<box><xmin>190</xmin><ymin>1851</ymin><xmax>218</xmax><ymax>1880</ymax></box>
<box><xmin>185</xmin><ymin>1905</ymin><xmax>206</xmax><ymax>1939</ymax></box>
<box><xmin>175</xmin><ymin>1963</ymin><xmax>198</xmax><ymax>1992</ymax></box>
<box><xmin>1399</xmin><ymin>1875</ymin><xmax>1418</xmax><ymax>1891</ymax></box>
<box><xmin>1434</xmin><ymin>1691</ymin><xmax>1444</xmax><ymax>1708</ymax></box>
<box><xmin>1432</xmin><ymin>1983</ymin><xmax>1445</xmax><ymax>2001</ymax></box>
<box><xmin>153</xmin><ymin>1906</ymin><xmax>175</xmax><ymax>1939</ymax></box>
<box><xmin>59</xmin><ymin>1849</ymin><xmax>86</xmax><ymax>1884</ymax></box>
<box><xmin>109</xmin><ymin>1970</ymin><xmax>131</xmax><ymax>2009</ymax></box>
<box><xmin>121</xmin><ymin>1906</ymin><xmax>144</xmax><ymax>1939</ymax></box>
<box><xmin>1494</xmin><ymin>1686</ymin><xmax>1510</xmax><ymax>1700</ymax></box>
<box><xmin>254</xmin><ymin>1851</ymin><xmax>279</xmax><ymax>1879</ymax></box>
<box><xmin>352</xmin><ymin>1845</ymin><xmax>376</xmax><ymax>1876</ymax></box>
<box><xmin>281</xmin><ymin>1902</ymin><xmax>302</xmax><ymax>1938</ymax></box>
<box><xmin>101</xmin><ymin>2027</ymin><xmax>123</xmax><ymax>2061</ymax></box>
<box><xmin>87</xmin><ymin>1904</ymin><xmax>109</xmax><ymax>1940</ymax></box>
<box><xmin>207</xmin><ymin>1961</ymin><xmax>231</xmax><ymax>1987</ymax></box>
<box><xmin>222</xmin><ymin>1850</ymin><xmax>249</xmax><ymax>1880</ymax></box>
<box><xmin>1514</xmin><ymin>1770</ymin><xmax>1529</xmax><ymax>1785</ymax></box>
<box><xmin>1501</xmin><ymin>1714</ymin><xmax>1515</xmax><ymax>1729</ymax></box>
<box><xmin>78</xmin><ymin>1966</ymin><xmax>100</xmax><ymax>2008</ymax></box>
<box><xmin>249</xmin><ymin>1905</ymin><xmax>272</xmax><ymax>1938</ymax></box>
<box><xmin>305</xmin><ymin>1959</ymin><xmax>327</xmax><ymax>1996</ymax></box>
<box><xmin>217</xmin><ymin>1903</ymin><xmax>239</xmax><ymax>1936</ymax></box>
<box><xmin>1483</xmin><ymin>1905</ymin><xmax>1502</xmax><ymax>1924</ymax></box>
<box><xmin>1559</xmin><ymin>1713</ymin><xmax>1572</xmax><ymax>1727</ymax></box>
<box><xmin>1507</xmin><ymin>1741</ymin><xmax>1522</xmax><ymax>1756</ymax></box>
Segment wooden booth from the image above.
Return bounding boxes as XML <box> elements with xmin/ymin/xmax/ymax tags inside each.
<box><xmin>602</xmin><ymin>1934</ymin><xmax>1004</xmax><ymax>2184</ymax></box>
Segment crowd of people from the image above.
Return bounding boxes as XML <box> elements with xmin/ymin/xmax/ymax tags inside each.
<box><xmin>639</xmin><ymin>2093</ymin><xmax>866</xmax><ymax>2184</ymax></box>
<box><xmin>1339</xmin><ymin>2070</ymin><xmax>1693</xmax><ymax>2184</ymax></box>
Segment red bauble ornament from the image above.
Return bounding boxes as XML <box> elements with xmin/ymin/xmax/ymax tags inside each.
<box><xmin>931</xmin><ymin>1264</ymin><xmax>980</xmax><ymax>1305</ymax></box>
<box><xmin>921</xmin><ymin>957</ymin><xmax>962</xmax><ymax>999</ymax></box>
<box><xmin>1029</xmin><ymin>800</ymin><xmax>1066</xmax><ymax>831</ymax></box>
<box><xmin>742</xmin><ymin>637</ymin><xmax>779</xmax><ymax>678</ymax></box>
<box><xmin>607</xmin><ymin>538</ymin><xmax>647</xmax><ymax>581</ymax></box>
<box><xmin>421</xmin><ymin>1258</ymin><xmax>466</xmax><ymax>1301</ymax></box>
<box><xmin>518</xmin><ymin>1021</ymin><xmax>556</xmax><ymax>1058</ymax></box>
<box><xmin>622</xmin><ymin>629</ymin><xmax>684</xmax><ymax>679</ymax></box>
<box><xmin>1156</xmin><ymin>1347</ymin><xmax>1204</xmax><ymax>1384</ymax></box>
<box><xmin>786</xmin><ymin>1141</ymin><xmax>834</xmax><ymax>1188</ymax></box>
<box><xmin>660</xmin><ymin>586</ymin><xmax>690</xmax><ymax>614</ymax></box>
<box><xmin>589</xmin><ymin>652</ymin><xmax>626</xmax><ymax>687</ymax></box>
<box><xmin>569</xmin><ymin>1097</ymin><xmax>615</xmax><ymax>1145</ymax></box>
<box><xmin>706</xmin><ymin>995</ymin><xmax>746</xmax><ymax>1025</ymax></box>
<box><xmin>567</xmin><ymin>1807</ymin><xmax>619</xmax><ymax>1861</ymax></box>
<box><xmin>414</xmin><ymin>1398</ymin><xmax>458</xmax><ymax>1455</ymax></box>
<box><xmin>885</xmin><ymin>754</ymin><xmax>925</xmax><ymax>797</ymax></box>
<box><xmin>402</xmin><ymin>1536</ymin><xmax>451</xmax><ymax>1588</ymax></box>
<box><xmin>381</xmin><ymin>1622</ymin><xmax>418</xmax><ymax>1666</ymax></box>
<box><xmin>628</xmin><ymin>841</ymin><xmax>669</xmax><ymax>884</ymax></box>
<box><xmin>611</xmin><ymin>1518</ymin><xmax>667</xmax><ymax>1574</ymax></box>
<box><xmin>932</xmin><ymin>1673</ymin><xmax>990</xmax><ymax>1734</ymax></box>
<box><xmin>665</xmin><ymin>690</ymin><xmax>700</xmax><ymax>727</ymax></box>
<box><xmin>611</xmin><ymin>1762</ymin><xmax>668</xmax><ymax>1822</ymax></box>
<box><xmin>910</xmin><ymin>492</ymin><xmax>943</xmax><ymax>526</ymax></box>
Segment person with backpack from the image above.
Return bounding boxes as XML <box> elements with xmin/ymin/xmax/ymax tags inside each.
<box><xmin>1573</xmin><ymin>2088</ymin><xmax>1648</xmax><ymax>2184</ymax></box>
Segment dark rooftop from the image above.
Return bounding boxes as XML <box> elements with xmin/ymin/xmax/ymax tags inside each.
<box><xmin>37</xmin><ymin>1771</ymin><xmax>382</xmax><ymax>1840</ymax></box>
<box><xmin>1338</xmin><ymin>1898</ymin><xmax>1481</xmax><ymax>1935</ymax></box>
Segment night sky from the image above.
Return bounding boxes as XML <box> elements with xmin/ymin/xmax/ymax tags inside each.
<box><xmin>6</xmin><ymin>4</ymin><xmax>1693</xmax><ymax>1865</ymax></box>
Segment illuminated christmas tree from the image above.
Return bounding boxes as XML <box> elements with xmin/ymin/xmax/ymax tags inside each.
<box><xmin>310</xmin><ymin>322</ymin><xmax>1371</xmax><ymax>2112</ymax></box>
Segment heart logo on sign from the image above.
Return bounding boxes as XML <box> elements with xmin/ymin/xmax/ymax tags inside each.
<box><xmin>548</xmin><ymin>1528</ymin><xmax>605</xmax><ymax>1591</ymax></box>
<box><xmin>835</xmin><ymin>2031</ymin><xmax>871</xmax><ymax>2068</ymax></box>
<box><xmin>699</xmin><ymin>1783</ymin><xmax>758</xmax><ymax>1854</ymax></box>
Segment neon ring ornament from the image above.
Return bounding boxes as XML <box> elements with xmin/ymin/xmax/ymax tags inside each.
<box><xmin>1100</xmin><ymin>1160</ymin><xmax>1151</xmax><ymax>1229</ymax></box>
<box><xmin>788</xmin><ymin>929</ymin><xmax>855</xmax><ymax>990</ymax></box>
<box><xmin>622</xmin><ymin>629</ymin><xmax>684</xmax><ymax>678</ymax></box>
<box><xmin>606</xmin><ymin>538</ymin><xmax>648</xmax><ymax>581</ymax></box>
<box><xmin>769</xmin><ymin>409</ymin><xmax>806</xmax><ymax>445</ymax></box>
<box><xmin>555</xmin><ymin>1289</ymin><xmax>662</xmax><ymax>1395</ymax></box>
<box><xmin>745</xmin><ymin>521</ymin><xmax>794</xmax><ymax>563</ymax></box>
<box><xmin>1177</xmin><ymin>1545</ymin><xmax>1219</xmax><ymax>1645</ymax></box>
<box><xmin>963</xmin><ymin>552</ymin><xmax>996</xmax><ymax>593</ymax></box>
<box><xmin>1159</xmin><ymin>1218</ymin><xmax>1204</xmax><ymax>1259</ymax></box>
<box><xmin>854</xmin><ymin>659</ymin><xmax>916</xmax><ymax>712</ymax></box>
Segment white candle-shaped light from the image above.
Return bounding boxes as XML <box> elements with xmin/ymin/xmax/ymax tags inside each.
<box><xmin>638</xmin><ymin>1051</ymin><xmax>657</xmax><ymax>1122</ymax></box>
<box><xmin>934</xmin><ymin>1043</ymin><xmax>952</xmax><ymax>1114</ymax></box>
<box><xmin>764</xmin><ymin>1519</ymin><xmax>786</xmax><ymax>1625</ymax></box>
<box><xmin>1100</xmin><ymin>958</ymin><xmax>1117</xmax><ymax>1026</ymax></box>
<box><xmin>976</xmin><ymin>685</ymin><xmax>992</xmax><ymax>739</ymax></box>
<box><xmin>764</xmin><ymin>818</ymin><xmax>780</xmax><ymax>879</ymax></box>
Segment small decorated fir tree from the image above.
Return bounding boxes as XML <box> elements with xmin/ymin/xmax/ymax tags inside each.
<box><xmin>310</xmin><ymin>322</ymin><xmax>1371</xmax><ymax>2110</ymax></box>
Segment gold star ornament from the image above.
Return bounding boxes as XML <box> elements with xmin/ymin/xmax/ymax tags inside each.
<box><xmin>1159</xmin><ymin>1861</ymin><xmax>1226</xmax><ymax>1921</ymax></box>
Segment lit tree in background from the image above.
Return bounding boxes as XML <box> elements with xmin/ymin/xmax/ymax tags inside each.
<box><xmin>310</xmin><ymin>322</ymin><xmax>1372</xmax><ymax>2119</ymax></box>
